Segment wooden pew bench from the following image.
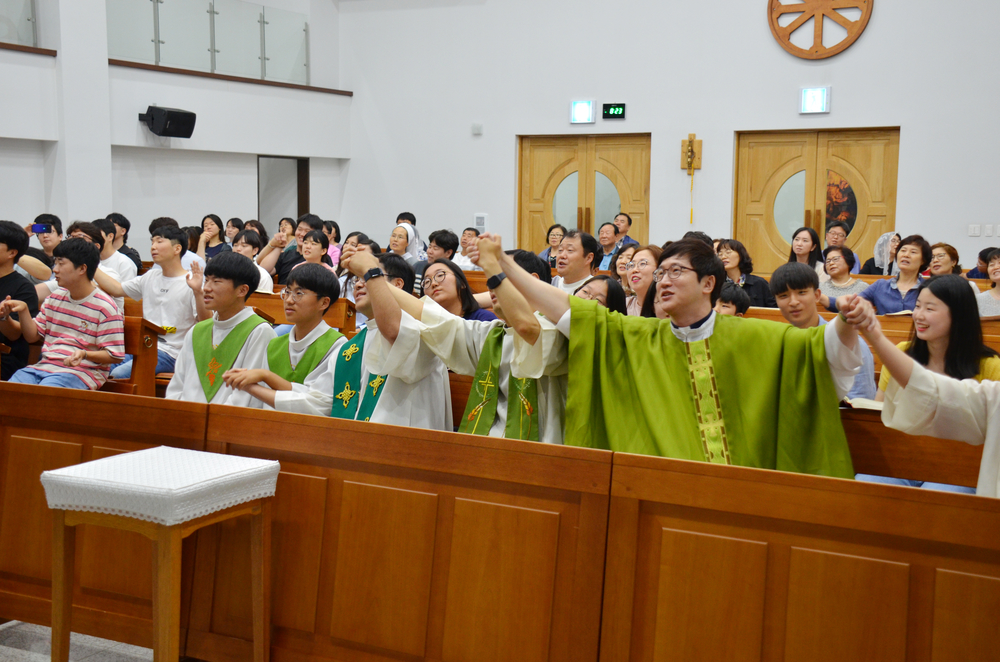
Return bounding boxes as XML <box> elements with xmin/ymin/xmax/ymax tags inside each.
<box><xmin>248</xmin><ymin>294</ymin><xmax>357</xmax><ymax>337</ymax></box>
<box><xmin>101</xmin><ymin>316</ymin><xmax>166</xmax><ymax>397</ymax></box>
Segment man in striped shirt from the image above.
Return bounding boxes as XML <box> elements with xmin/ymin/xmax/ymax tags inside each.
<box><xmin>1</xmin><ymin>238</ymin><xmax>124</xmax><ymax>390</ymax></box>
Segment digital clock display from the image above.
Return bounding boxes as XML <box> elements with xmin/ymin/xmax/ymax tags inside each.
<box><xmin>603</xmin><ymin>103</ymin><xmax>626</xmax><ymax>120</ymax></box>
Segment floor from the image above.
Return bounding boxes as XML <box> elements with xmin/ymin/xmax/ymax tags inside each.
<box><xmin>0</xmin><ymin>621</ymin><xmax>153</xmax><ymax>661</ymax></box>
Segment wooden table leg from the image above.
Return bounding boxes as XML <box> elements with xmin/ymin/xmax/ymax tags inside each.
<box><xmin>153</xmin><ymin>525</ymin><xmax>182</xmax><ymax>662</ymax></box>
<box><xmin>251</xmin><ymin>499</ymin><xmax>272</xmax><ymax>662</ymax></box>
<box><xmin>51</xmin><ymin>510</ymin><xmax>75</xmax><ymax>662</ymax></box>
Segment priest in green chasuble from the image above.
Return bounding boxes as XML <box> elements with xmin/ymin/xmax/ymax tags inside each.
<box><xmin>495</xmin><ymin>237</ymin><xmax>876</xmax><ymax>479</ymax></box>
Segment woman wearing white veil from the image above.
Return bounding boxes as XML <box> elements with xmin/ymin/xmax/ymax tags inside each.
<box><xmin>860</xmin><ymin>231</ymin><xmax>901</xmax><ymax>276</ymax></box>
<box><xmin>389</xmin><ymin>223</ymin><xmax>423</xmax><ymax>266</ymax></box>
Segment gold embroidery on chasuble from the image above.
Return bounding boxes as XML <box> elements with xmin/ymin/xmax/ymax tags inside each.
<box><xmin>206</xmin><ymin>358</ymin><xmax>222</xmax><ymax>386</ymax></box>
<box><xmin>685</xmin><ymin>338</ymin><xmax>731</xmax><ymax>465</ymax></box>
<box><xmin>369</xmin><ymin>374</ymin><xmax>385</xmax><ymax>396</ymax></box>
<box><xmin>335</xmin><ymin>382</ymin><xmax>357</xmax><ymax>408</ymax></box>
<box><xmin>342</xmin><ymin>344</ymin><xmax>361</xmax><ymax>361</ymax></box>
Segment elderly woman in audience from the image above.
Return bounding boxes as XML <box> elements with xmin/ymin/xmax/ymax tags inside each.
<box><xmin>225</xmin><ymin>218</ymin><xmax>244</xmax><ymax>243</ymax></box>
<box><xmin>574</xmin><ymin>275</ymin><xmax>627</xmax><ymax>314</ymax></box>
<box><xmin>624</xmin><ymin>245</ymin><xmax>662</xmax><ymax>316</ymax></box>
<box><xmin>717</xmin><ymin>238</ymin><xmax>776</xmax><ymax>308</ymax></box>
<box><xmin>819</xmin><ymin>246</ymin><xmax>868</xmax><ymax>310</ymax></box>
<box><xmin>851</xmin><ymin>234</ymin><xmax>930</xmax><ymax>315</ymax></box>
<box><xmin>538</xmin><ymin>224</ymin><xmax>566</xmax><ymax>268</ymax></box>
<box><xmin>860</xmin><ymin>231</ymin><xmax>901</xmax><ymax>275</ymax></box>
<box><xmin>861</xmin><ymin>274</ymin><xmax>1000</xmax><ymax>493</ymax></box>
<box><xmin>929</xmin><ymin>243</ymin><xmax>962</xmax><ymax>276</ymax></box>
<box><xmin>612</xmin><ymin>244</ymin><xmax>636</xmax><ymax>296</ymax></box>
<box><xmin>422</xmin><ymin>258</ymin><xmax>497</xmax><ymax>321</ymax></box>
<box><xmin>197</xmin><ymin>214</ymin><xmax>232</xmax><ymax>261</ymax></box>
<box><xmin>788</xmin><ymin>226</ymin><xmax>827</xmax><ymax>283</ymax></box>
<box><xmin>976</xmin><ymin>249</ymin><xmax>1000</xmax><ymax>317</ymax></box>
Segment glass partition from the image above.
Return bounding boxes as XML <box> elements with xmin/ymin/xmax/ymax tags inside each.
<box><xmin>0</xmin><ymin>0</ymin><xmax>35</xmax><ymax>47</ymax></box>
<box><xmin>107</xmin><ymin>0</ymin><xmax>157</xmax><ymax>63</ymax></box>
<box><xmin>263</xmin><ymin>6</ymin><xmax>307</xmax><ymax>84</ymax></box>
<box><xmin>158</xmin><ymin>0</ymin><xmax>212</xmax><ymax>72</ymax></box>
<box><xmin>553</xmin><ymin>172</ymin><xmax>579</xmax><ymax>231</ymax></box>
<box><xmin>213</xmin><ymin>0</ymin><xmax>263</xmax><ymax>79</ymax></box>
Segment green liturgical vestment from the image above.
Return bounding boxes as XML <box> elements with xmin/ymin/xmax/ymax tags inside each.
<box><xmin>564</xmin><ymin>297</ymin><xmax>854</xmax><ymax>478</ymax></box>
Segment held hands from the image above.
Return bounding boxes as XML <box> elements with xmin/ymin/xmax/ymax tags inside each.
<box><xmin>837</xmin><ymin>294</ymin><xmax>878</xmax><ymax>333</ymax></box>
<box><xmin>63</xmin><ymin>349</ymin><xmax>87</xmax><ymax>367</ymax></box>
<box><xmin>187</xmin><ymin>262</ymin><xmax>204</xmax><ymax>293</ymax></box>
<box><xmin>222</xmin><ymin>368</ymin><xmax>267</xmax><ymax>391</ymax></box>
<box><xmin>342</xmin><ymin>244</ymin><xmax>379</xmax><ymax>277</ymax></box>
<box><xmin>471</xmin><ymin>233</ymin><xmax>504</xmax><ymax>269</ymax></box>
<box><xmin>269</xmin><ymin>232</ymin><xmax>288</xmax><ymax>249</ymax></box>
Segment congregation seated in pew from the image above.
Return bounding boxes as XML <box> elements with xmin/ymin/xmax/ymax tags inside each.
<box><xmin>0</xmin><ymin>221</ymin><xmax>39</xmax><ymax>381</ymax></box>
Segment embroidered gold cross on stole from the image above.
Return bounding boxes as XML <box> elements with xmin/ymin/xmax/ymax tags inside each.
<box><xmin>206</xmin><ymin>358</ymin><xmax>222</xmax><ymax>386</ymax></box>
<box><xmin>342</xmin><ymin>344</ymin><xmax>360</xmax><ymax>361</ymax></box>
<box><xmin>335</xmin><ymin>382</ymin><xmax>357</xmax><ymax>408</ymax></box>
<box><xmin>368</xmin><ymin>375</ymin><xmax>385</xmax><ymax>396</ymax></box>
<box><xmin>466</xmin><ymin>367</ymin><xmax>495</xmax><ymax>422</ymax></box>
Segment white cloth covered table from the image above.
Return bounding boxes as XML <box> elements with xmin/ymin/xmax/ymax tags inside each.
<box><xmin>40</xmin><ymin>446</ymin><xmax>280</xmax><ymax>526</ymax></box>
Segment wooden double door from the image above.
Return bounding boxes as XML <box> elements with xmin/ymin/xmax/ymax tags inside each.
<box><xmin>518</xmin><ymin>135</ymin><xmax>651</xmax><ymax>252</ymax></box>
<box><xmin>734</xmin><ymin>129</ymin><xmax>899</xmax><ymax>275</ymax></box>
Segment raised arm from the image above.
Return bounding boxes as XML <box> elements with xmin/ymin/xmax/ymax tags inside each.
<box><xmin>16</xmin><ymin>255</ymin><xmax>51</xmax><ymax>281</ymax></box>
<box><xmin>860</xmin><ymin>315</ymin><xmax>914</xmax><ymax>389</ymax></box>
<box><xmin>471</xmin><ymin>235</ymin><xmax>541</xmax><ymax>345</ymax></box>
<box><xmin>488</xmin><ymin>234</ymin><xmax>571</xmax><ymax>322</ymax></box>
<box><xmin>93</xmin><ymin>267</ymin><xmax>126</xmax><ymax>299</ymax></box>
<box><xmin>186</xmin><ymin>262</ymin><xmax>212</xmax><ymax>321</ymax></box>
<box><xmin>256</xmin><ymin>232</ymin><xmax>288</xmax><ymax>275</ymax></box>
<box><xmin>343</xmin><ymin>244</ymin><xmax>401</xmax><ymax>343</ymax></box>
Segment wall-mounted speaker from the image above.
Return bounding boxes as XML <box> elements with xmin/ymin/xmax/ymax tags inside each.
<box><xmin>138</xmin><ymin>106</ymin><xmax>196</xmax><ymax>138</ymax></box>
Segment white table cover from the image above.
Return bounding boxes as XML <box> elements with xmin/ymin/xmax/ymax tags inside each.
<box><xmin>40</xmin><ymin>446</ymin><xmax>279</xmax><ymax>526</ymax></box>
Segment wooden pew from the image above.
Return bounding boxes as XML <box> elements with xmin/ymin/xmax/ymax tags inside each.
<box><xmin>101</xmin><ymin>317</ymin><xmax>166</xmax><ymax>397</ymax></box>
<box><xmin>247</xmin><ymin>294</ymin><xmax>357</xmax><ymax>337</ymax></box>
<box><xmin>449</xmin><ymin>372</ymin><xmax>472</xmax><ymax>429</ymax></box>
<box><xmin>464</xmin><ymin>270</ymin><xmax>488</xmax><ymax>294</ymax></box>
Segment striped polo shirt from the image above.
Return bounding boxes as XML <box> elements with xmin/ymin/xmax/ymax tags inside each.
<box><xmin>33</xmin><ymin>287</ymin><xmax>125</xmax><ymax>389</ymax></box>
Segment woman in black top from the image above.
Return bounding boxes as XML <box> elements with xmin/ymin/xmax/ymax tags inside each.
<box><xmin>716</xmin><ymin>238</ymin><xmax>777</xmax><ymax>308</ymax></box>
<box><xmin>860</xmin><ymin>232</ymin><xmax>900</xmax><ymax>275</ymax></box>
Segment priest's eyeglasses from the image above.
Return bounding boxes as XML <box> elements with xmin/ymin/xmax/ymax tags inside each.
<box><xmin>652</xmin><ymin>265</ymin><xmax>696</xmax><ymax>283</ymax></box>
<box><xmin>279</xmin><ymin>288</ymin><xmax>311</xmax><ymax>302</ymax></box>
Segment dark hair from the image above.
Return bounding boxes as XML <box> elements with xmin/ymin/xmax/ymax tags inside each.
<box><xmin>226</xmin><ymin>218</ymin><xmax>244</xmax><ymax>233</ymax></box>
<box><xmin>986</xmin><ymin>249</ymin><xmax>1000</xmax><ymax>288</ymax></box>
<box><xmin>462</xmin><ymin>227</ymin><xmax>480</xmax><ymax>237</ymax></box>
<box><xmin>896</xmin><ymin>234</ymin><xmax>933</xmax><ymax>272</ymax></box>
<box><xmin>575</xmin><ymin>275</ymin><xmax>627</xmax><ymax>315</ymax></box>
<box><xmin>34</xmin><ymin>213</ymin><xmax>62</xmax><ymax>236</ymax></box>
<box><xmin>93</xmin><ymin>217</ymin><xmax>117</xmax><ymax>241</ymax></box>
<box><xmin>182</xmin><ymin>226</ymin><xmax>201</xmax><ymax>252</ymax></box>
<box><xmin>826</xmin><ymin>220</ymin><xmax>850</xmax><ymax>237</ymax></box>
<box><xmin>204</xmin><ymin>252</ymin><xmax>260</xmax><ymax>301</ymax></box>
<box><xmin>232</xmin><ymin>229</ymin><xmax>263</xmax><ymax>255</ymax></box>
<box><xmin>106</xmin><ymin>213</ymin><xmax>130</xmax><ymax>242</ymax></box>
<box><xmin>979</xmin><ymin>247</ymin><xmax>997</xmax><ymax>264</ymax></box>
<box><xmin>202</xmin><ymin>214</ymin><xmax>225</xmax><ymax>236</ymax></box>
<box><xmin>302</xmin><ymin>229</ymin><xmax>330</xmax><ymax>252</ymax></box>
<box><xmin>615</xmin><ymin>212</ymin><xmax>632</xmax><ymax>227</ymax></box>
<box><xmin>148</xmin><ymin>217</ymin><xmax>179</xmax><ymax>234</ymax></box>
<box><xmin>716</xmin><ymin>238</ymin><xmax>754</xmax><ymax>275</ymax></box>
<box><xmin>245</xmin><ymin>220</ymin><xmax>267</xmax><ymax>238</ymax></box>
<box><xmin>769</xmin><ymin>262</ymin><xmax>819</xmax><ymax>297</ymax></box>
<box><xmin>930</xmin><ymin>243</ymin><xmax>962</xmax><ymax>274</ymax></box>
<box><xmin>336</xmin><ymin>231</ymin><xmax>366</xmax><ymax>277</ymax></box>
<box><xmin>563</xmin><ymin>229</ymin><xmax>601</xmax><ymax>269</ymax></box>
<box><xmin>323</xmin><ymin>220</ymin><xmax>341</xmax><ymax>244</ymax></box>
<box><xmin>396</xmin><ymin>212</ymin><xmax>417</xmax><ymax>226</ymax></box>
<box><xmin>640</xmin><ymin>278</ymin><xmax>659</xmax><ymax>318</ymax></box>
<box><xmin>718</xmin><ymin>282</ymin><xmax>752</xmax><ymax>315</ymax></box>
<box><xmin>278</xmin><ymin>217</ymin><xmax>296</xmax><ymax>233</ymax></box>
<box><xmin>67</xmin><ymin>221</ymin><xmax>105</xmax><ymax>251</ymax></box>
<box><xmin>788</xmin><ymin>227</ymin><xmax>823</xmax><ymax>268</ymax></box>
<box><xmin>151</xmin><ymin>225</ymin><xmax>188</xmax><ymax>258</ymax></box>
<box><xmin>599</xmin><ymin>222</ymin><xmax>619</xmax><ymax>237</ymax></box>
<box><xmin>506</xmin><ymin>249</ymin><xmax>552</xmax><ymax>284</ymax></box>
<box><xmin>905</xmin><ymin>275</ymin><xmax>998</xmax><ymax>380</ymax></box>
<box><xmin>660</xmin><ymin>239</ymin><xmax>726</xmax><ymax>305</ymax></box>
<box><xmin>356</xmin><ymin>233</ymin><xmax>381</xmax><ymax>255</ymax></box>
<box><xmin>296</xmin><ymin>213</ymin><xmax>324</xmax><ymax>233</ymax></box>
<box><xmin>427</xmin><ymin>258</ymin><xmax>480</xmax><ymax>317</ymax></box>
<box><xmin>682</xmin><ymin>231</ymin><xmax>713</xmax><ymax>248</ymax></box>
<box><xmin>609</xmin><ymin>244</ymin><xmax>636</xmax><ymax>286</ymax></box>
<box><xmin>823</xmin><ymin>245</ymin><xmax>856</xmax><ymax>272</ymax></box>
<box><xmin>546</xmin><ymin>224</ymin><xmax>567</xmax><ymax>241</ymax></box>
<box><xmin>0</xmin><ymin>220</ymin><xmax>30</xmax><ymax>263</ymax></box>
<box><xmin>378</xmin><ymin>252</ymin><xmax>416</xmax><ymax>295</ymax></box>
<box><xmin>52</xmin><ymin>237</ymin><xmax>100</xmax><ymax>280</ymax></box>
<box><xmin>285</xmin><ymin>263</ymin><xmax>341</xmax><ymax>313</ymax></box>
<box><xmin>428</xmin><ymin>229</ymin><xmax>459</xmax><ymax>258</ymax></box>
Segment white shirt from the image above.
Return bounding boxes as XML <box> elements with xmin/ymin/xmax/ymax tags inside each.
<box><xmin>551</xmin><ymin>275</ymin><xmax>590</xmax><ymax>296</ymax></box>
<box><xmin>882</xmin><ymin>362</ymin><xmax>1000</xmax><ymax>497</ymax></box>
<box><xmin>166</xmin><ymin>307</ymin><xmax>276</xmax><ymax>407</ymax></box>
<box><xmin>120</xmin><ymin>269</ymin><xmax>200</xmax><ymax>359</ymax></box>
<box><xmin>272</xmin><ymin>315</ymin><xmax>452</xmax><ymax>431</ymax></box>
<box><xmin>256</xmin><ymin>264</ymin><xmax>274</xmax><ymax>293</ymax></box>
<box><xmin>152</xmin><ymin>252</ymin><xmax>205</xmax><ymax>273</ymax></box>
<box><xmin>100</xmin><ymin>250</ymin><xmax>138</xmax><ymax>312</ymax></box>
<box><xmin>452</xmin><ymin>253</ymin><xmax>481</xmax><ymax>271</ymax></box>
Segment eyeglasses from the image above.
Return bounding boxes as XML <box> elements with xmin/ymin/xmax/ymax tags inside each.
<box><xmin>825</xmin><ymin>256</ymin><xmax>843</xmax><ymax>265</ymax></box>
<box><xmin>826</xmin><ymin>231</ymin><xmax>847</xmax><ymax>239</ymax></box>
<box><xmin>421</xmin><ymin>269</ymin><xmax>449</xmax><ymax>290</ymax></box>
<box><xmin>279</xmin><ymin>288</ymin><xmax>313</xmax><ymax>302</ymax></box>
<box><xmin>717</xmin><ymin>249</ymin><xmax>736</xmax><ymax>258</ymax></box>
<box><xmin>549</xmin><ymin>233</ymin><xmax>564</xmax><ymax>240</ymax></box>
<box><xmin>625</xmin><ymin>260</ymin><xmax>652</xmax><ymax>271</ymax></box>
<box><xmin>653</xmin><ymin>265</ymin><xmax>697</xmax><ymax>282</ymax></box>
<box><xmin>576</xmin><ymin>289</ymin><xmax>607</xmax><ymax>305</ymax></box>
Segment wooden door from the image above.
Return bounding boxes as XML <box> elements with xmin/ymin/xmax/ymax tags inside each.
<box><xmin>519</xmin><ymin>135</ymin><xmax>650</xmax><ymax>252</ymax></box>
<box><xmin>734</xmin><ymin>129</ymin><xmax>899</xmax><ymax>275</ymax></box>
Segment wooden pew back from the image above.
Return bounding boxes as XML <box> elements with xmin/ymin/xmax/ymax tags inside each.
<box><xmin>248</xmin><ymin>294</ymin><xmax>357</xmax><ymax>336</ymax></box>
<box><xmin>101</xmin><ymin>316</ymin><xmax>166</xmax><ymax>397</ymax></box>
<box><xmin>464</xmin><ymin>270</ymin><xmax>488</xmax><ymax>294</ymax></box>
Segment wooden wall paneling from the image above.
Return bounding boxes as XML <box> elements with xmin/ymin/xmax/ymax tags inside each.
<box><xmin>931</xmin><ymin>569</ymin><xmax>1000</xmax><ymax>662</ymax></box>
<box><xmin>591</xmin><ymin>134</ymin><xmax>651</xmax><ymax>245</ymax></box>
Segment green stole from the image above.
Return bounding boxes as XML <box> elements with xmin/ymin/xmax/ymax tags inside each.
<box><xmin>564</xmin><ymin>297</ymin><xmax>854</xmax><ymax>478</ymax></box>
<box><xmin>459</xmin><ymin>326</ymin><xmax>541</xmax><ymax>441</ymax></box>
<box><xmin>267</xmin><ymin>327</ymin><xmax>343</xmax><ymax>384</ymax></box>
<box><xmin>329</xmin><ymin>327</ymin><xmax>388</xmax><ymax>422</ymax></box>
<box><xmin>192</xmin><ymin>313</ymin><xmax>268</xmax><ymax>401</ymax></box>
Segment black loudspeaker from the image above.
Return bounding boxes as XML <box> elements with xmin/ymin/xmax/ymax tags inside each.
<box><xmin>138</xmin><ymin>106</ymin><xmax>196</xmax><ymax>138</ymax></box>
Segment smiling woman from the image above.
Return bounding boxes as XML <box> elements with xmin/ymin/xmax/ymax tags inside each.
<box><xmin>853</xmin><ymin>235</ymin><xmax>931</xmax><ymax>315</ymax></box>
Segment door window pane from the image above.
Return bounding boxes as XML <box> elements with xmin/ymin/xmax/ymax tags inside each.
<box><xmin>107</xmin><ymin>0</ymin><xmax>156</xmax><ymax>64</ymax></box>
<box><xmin>214</xmin><ymin>0</ymin><xmax>262</xmax><ymax>79</ymax></box>
<box><xmin>826</xmin><ymin>170</ymin><xmax>858</xmax><ymax>233</ymax></box>
<box><xmin>552</xmin><ymin>172</ymin><xmax>578</xmax><ymax>230</ymax></box>
<box><xmin>263</xmin><ymin>6</ymin><xmax>308</xmax><ymax>85</ymax></box>
<box><xmin>772</xmin><ymin>170</ymin><xmax>806</xmax><ymax>244</ymax></box>
<box><xmin>159</xmin><ymin>0</ymin><xmax>212</xmax><ymax>73</ymax></box>
<box><xmin>0</xmin><ymin>0</ymin><xmax>34</xmax><ymax>46</ymax></box>
<box><xmin>594</xmin><ymin>171</ymin><xmax>622</xmax><ymax>231</ymax></box>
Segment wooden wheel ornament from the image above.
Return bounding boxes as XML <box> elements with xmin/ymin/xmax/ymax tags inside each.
<box><xmin>768</xmin><ymin>0</ymin><xmax>873</xmax><ymax>60</ymax></box>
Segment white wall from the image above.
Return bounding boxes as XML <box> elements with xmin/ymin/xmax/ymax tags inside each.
<box><xmin>337</xmin><ymin>0</ymin><xmax>998</xmax><ymax>262</ymax></box>
<box><xmin>0</xmin><ymin>139</ymin><xmax>48</xmax><ymax>224</ymax></box>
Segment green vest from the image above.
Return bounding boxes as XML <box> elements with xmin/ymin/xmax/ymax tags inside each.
<box><xmin>267</xmin><ymin>327</ymin><xmax>343</xmax><ymax>384</ymax></box>
<box><xmin>192</xmin><ymin>313</ymin><xmax>268</xmax><ymax>401</ymax></box>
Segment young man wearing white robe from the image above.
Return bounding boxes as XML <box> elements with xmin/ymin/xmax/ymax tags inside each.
<box><xmin>166</xmin><ymin>252</ymin><xmax>276</xmax><ymax>407</ymax></box>
<box><xmin>244</xmin><ymin>247</ymin><xmax>452</xmax><ymax>430</ymax></box>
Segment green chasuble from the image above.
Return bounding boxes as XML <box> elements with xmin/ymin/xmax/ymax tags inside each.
<box><xmin>267</xmin><ymin>328</ymin><xmax>343</xmax><ymax>384</ymax></box>
<box><xmin>564</xmin><ymin>297</ymin><xmax>854</xmax><ymax>478</ymax></box>
<box><xmin>192</xmin><ymin>314</ymin><xmax>268</xmax><ymax>402</ymax></box>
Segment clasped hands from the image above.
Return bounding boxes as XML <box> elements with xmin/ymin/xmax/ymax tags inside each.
<box><xmin>835</xmin><ymin>294</ymin><xmax>883</xmax><ymax>341</ymax></box>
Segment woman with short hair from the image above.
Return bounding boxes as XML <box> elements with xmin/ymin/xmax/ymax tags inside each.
<box><xmin>538</xmin><ymin>224</ymin><xmax>567</xmax><ymax>269</ymax></box>
<box><xmin>717</xmin><ymin>238</ymin><xmax>776</xmax><ymax>308</ymax></box>
<box><xmin>854</xmin><ymin>234</ymin><xmax>931</xmax><ymax>315</ymax></box>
